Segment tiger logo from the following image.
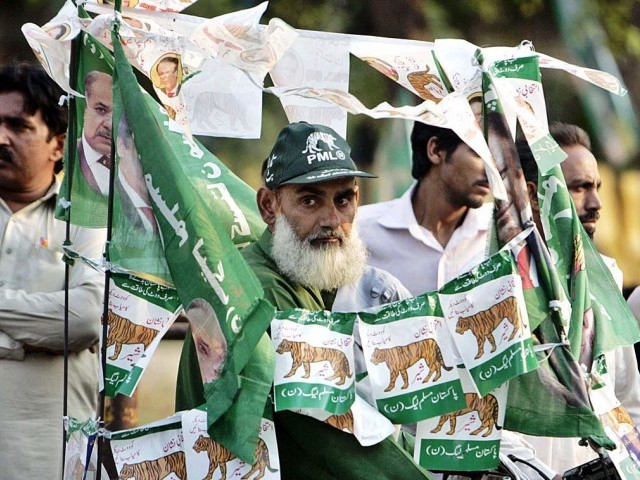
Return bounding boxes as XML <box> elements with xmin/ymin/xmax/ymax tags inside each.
<box><xmin>456</xmin><ymin>296</ymin><xmax>522</xmax><ymax>359</ymax></box>
<box><xmin>276</xmin><ymin>339</ymin><xmax>353</xmax><ymax>386</ymax></box>
<box><xmin>325</xmin><ymin>410</ymin><xmax>354</xmax><ymax>434</ymax></box>
<box><xmin>106</xmin><ymin>310</ymin><xmax>160</xmax><ymax>361</ymax></box>
<box><xmin>301</xmin><ymin>131</ymin><xmax>338</xmax><ymax>154</ymax></box>
<box><xmin>370</xmin><ymin>338</ymin><xmax>453</xmax><ymax>392</ymax></box>
<box><xmin>118</xmin><ymin>450</ymin><xmax>185</xmax><ymax>480</ymax></box>
<box><xmin>431</xmin><ymin>393</ymin><xmax>502</xmax><ymax>437</ymax></box>
<box><xmin>193</xmin><ymin>434</ymin><xmax>278</xmax><ymax>480</ymax></box>
<box><xmin>407</xmin><ymin>68</ymin><xmax>445</xmax><ymax>102</ymax></box>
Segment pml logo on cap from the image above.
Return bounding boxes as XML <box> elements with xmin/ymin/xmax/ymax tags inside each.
<box><xmin>302</xmin><ymin>131</ymin><xmax>346</xmax><ymax>164</ymax></box>
<box><xmin>263</xmin><ymin>122</ymin><xmax>376</xmax><ymax>189</ymax></box>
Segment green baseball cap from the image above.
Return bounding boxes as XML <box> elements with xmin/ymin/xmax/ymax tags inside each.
<box><xmin>263</xmin><ymin>122</ymin><xmax>376</xmax><ymax>189</ymax></box>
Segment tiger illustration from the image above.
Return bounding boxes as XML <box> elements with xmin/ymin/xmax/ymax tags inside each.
<box><xmin>118</xmin><ymin>450</ymin><xmax>185</xmax><ymax>480</ymax></box>
<box><xmin>407</xmin><ymin>68</ymin><xmax>445</xmax><ymax>102</ymax></box>
<box><xmin>106</xmin><ymin>310</ymin><xmax>160</xmax><ymax>361</ymax></box>
<box><xmin>276</xmin><ymin>339</ymin><xmax>353</xmax><ymax>386</ymax></box>
<box><xmin>325</xmin><ymin>410</ymin><xmax>354</xmax><ymax>434</ymax></box>
<box><xmin>370</xmin><ymin>338</ymin><xmax>453</xmax><ymax>392</ymax></box>
<box><xmin>430</xmin><ymin>393</ymin><xmax>502</xmax><ymax>437</ymax></box>
<box><xmin>193</xmin><ymin>434</ymin><xmax>278</xmax><ymax>480</ymax></box>
<box><xmin>456</xmin><ymin>295</ymin><xmax>522</xmax><ymax>359</ymax></box>
<box><xmin>301</xmin><ymin>131</ymin><xmax>338</xmax><ymax>154</ymax></box>
<box><xmin>609</xmin><ymin>406</ymin><xmax>634</xmax><ymax>428</ymax></box>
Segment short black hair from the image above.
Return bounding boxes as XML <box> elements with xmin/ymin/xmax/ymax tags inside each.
<box><xmin>517</xmin><ymin>122</ymin><xmax>593</xmax><ymax>184</ymax></box>
<box><xmin>0</xmin><ymin>63</ymin><xmax>67</xmax><ymax>139</ymax></box>
<box><xmin>410</xmin><ymin>121</ymin><xmax>464</xmax><ymax>180</ymax></box>
<box><xmin>549</xmin><ymin>121</ymin><xmax>591</xmax><ymax>150</ymax></box>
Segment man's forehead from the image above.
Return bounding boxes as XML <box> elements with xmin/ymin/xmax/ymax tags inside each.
<box><xmin>0</xmin><ymin>91</ymin><xmax>27</xmax><ymax>115</ymax></box>
<box><xmin>287</xmin><ymin>177</ymin><xmax>357</xmax><ymax>194</ymax></box>
<box><xmin>561</xmin><ymin>145</ymin><xmax>600</xmax><ymax>180</ymax></box>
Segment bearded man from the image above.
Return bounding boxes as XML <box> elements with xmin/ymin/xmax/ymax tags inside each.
<box><xmin>176</xmin><ymin>122</ymin><xmax>428</xmax><ymax>479</ymax></box>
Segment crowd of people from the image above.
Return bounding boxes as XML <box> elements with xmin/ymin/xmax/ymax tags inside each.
<box><xmin>2</xmin><ymin>61</ymin><xmax>640</xmax><ymax>479</ymax></box>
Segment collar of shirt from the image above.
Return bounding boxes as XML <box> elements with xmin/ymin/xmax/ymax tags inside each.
<box><xmin>376</xmin><ymin>183</ymin><xmax>493</xmax><ymax>248</ymax></box>
<box><xmin>82</xmin><ymin>134</ymin><xmax>105</xmax><ymax>166</ymax></box>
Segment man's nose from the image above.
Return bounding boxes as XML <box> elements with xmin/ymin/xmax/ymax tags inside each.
<box><xmin>586</xmin><ymin>188</ymin><xmax>603</xmax><ymax>212</ymax></box>
<box><xmin>0</xmin><ymin>124</ymin><xmax>10</xmax><ymax>145</ymax></box>
<box><xmin>320</xmin><ymin>205</ymin><xmax>342</xmax><ymax>229</ymax></box>
<box><xmin>103</xmin><ymin>112</ymin><xmax>113</xmax><ymax>129</ymax></box>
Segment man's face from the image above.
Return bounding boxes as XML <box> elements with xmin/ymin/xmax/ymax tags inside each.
<box><xmin>440</xmin><ymin>142</ymin><xmax>490</xmax><ymax>209</ymax></box>
<box><xmin>560</xmin><ymin>144</ymin><xmax>602</xmax><ymax>238</ymax></box>
<box><xmin>274</xmin><ymin>177</ymin><xmax>359</xmax><ymax>244</ymax></box>
<box><xmin>83</xmin><ymin>74</ymin><xmax>113</xmax><ymax>157</ymax></box>
<box><xmin>0</xmin><ymin>91</ymin><xmax>63</xmax><ymax>194</ymax></box>
<box><xmin>157</xmin><ymin>61</ymin><xmax>178</xmax><ymax>92</ymax></box>
<box><xmin>268</xmin><ymin>177</ymin><xmax>367</xmax><ymax>291</ymax></box>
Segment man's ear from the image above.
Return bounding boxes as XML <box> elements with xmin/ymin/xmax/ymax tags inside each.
<box><xmin>426</xmin><ymin>136</ymin><xmax>445</xmax><ymax>165</ymax></box>
<box><xmin>257</xmin><ymin>187</ymin><xmax>278</xmax><ymax>229</ymax></box>
<box><xmin>50</xmin><ymin>132</ymin><xmax>66</xmax><ymax>163</ymax></box>
<box><xmin>526</xmin><ymin>180</ymin><xmax>539</xmax><ymax>213</ymax></box>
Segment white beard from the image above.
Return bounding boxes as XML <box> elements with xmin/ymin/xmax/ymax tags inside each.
<box><xmin>271</xmin><ymin>215</ymin><xmax>367</xmax><ymax>291</ymax></box>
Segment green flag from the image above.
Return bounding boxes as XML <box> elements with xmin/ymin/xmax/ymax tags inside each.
<box><xmin>56</xmin><ymin>17</ymin><xmax>114</xmax><ymax>228</ymax></box>
<box><xmin>482</xmin><ymin>53</ymin><xmax>640</xmax><ymax>441</ymax></box>
<box><xmin>113</xmin><ymin>30</ymin><xmax>274</xmax><ymax>462</ymax></box>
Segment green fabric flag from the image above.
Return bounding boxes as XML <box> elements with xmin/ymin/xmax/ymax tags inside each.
<box><xmin>482</xmin><ymin>54</ymin><xmax>640</xmax><ymax>441</ymax></box>
<box><xmin>56</xmin><ymin>25</ymin><xmax>114</xmax><ymax>228</ymax></box>
<box><xmin>108</xmin><ymin>81</ymin><xmax>264</xmax><ymax>285</ymax></box>
<box><xmin>113</xmin><ymin>31</ymin><xmax>274</xmax><ymax>463</ymax></box>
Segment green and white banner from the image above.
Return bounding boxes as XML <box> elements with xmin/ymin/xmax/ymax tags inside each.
<box><xmin>272</xmin><ymin>309</ymin><xmax>357</xmax><ymax>415</ymax></box>
<box><xmin>359</xmin><ymin>294</ymin><xmax>465</xmax><ymax>425</ymax></box>
<box><xmin>114</xmin><ymin>35</ymin><xmax>274</xmax><ymax>463</ymax></box>
<box><xmin>103</xmin><ymin>272</ymin><xmax>181</xmax><ymax>397</ymax></box>
<box><xmin>111</xmin><ymin>413</ymin><xmax>185</xmax><ymax>479</ymax></box>
<box><xmin>414</xmin><ymin>370</ymin><xmax>507</xmax><ymax>472</ymax></box>
<box><xmin>182</xmin><ymin>407</ymin><xmax>280</xmax><ymax>480</ymax></box>
<box><xmin>439</xmin><ymin>250</ymin><xmax>538</xmax><ymax>396</ymax></box>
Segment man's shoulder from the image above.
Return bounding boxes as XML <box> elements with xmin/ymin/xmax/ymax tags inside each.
<box><xmin>357</xmin><ymin>197</ymin><xmax>401</xmax><ymax>230</ymax></box>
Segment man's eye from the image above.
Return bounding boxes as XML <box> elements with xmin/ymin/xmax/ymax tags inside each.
<box><xmin>336</xmin><ymin>195</ymin><xmax>353</xmax><ymax>207</ymax></box>
<box><xmin>6</xmin><ymin>121</ymin><xmax>29</xmax><ymax>132</ymax></box>
<box><xmin>302</xmin><ymin>197</ymin><xmax>317</xmax><ymax>206</ymax></box>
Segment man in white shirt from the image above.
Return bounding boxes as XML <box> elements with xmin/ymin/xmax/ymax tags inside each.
<box><xmin>0</xmin><ymin>64</ymin><xmax>105</xmax><ymax>477</ymax></box>
<box><xmin>358</xmin><ymin>121</ymin><xmax>492</xmax><ymax>296</ymax></box>
<box><xmin>78</xmin><ymin>70</ymin><xmax>113</xmax><ymax>196</ymax></box>
<box><xmin>515</xmin><ymin>121</ymin><xmax>640</xmax><ymax>477</ymax></box>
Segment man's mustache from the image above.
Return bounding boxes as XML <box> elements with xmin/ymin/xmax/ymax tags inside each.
<box><xmin>307</xmin><ymin>229</ymin><xmax>345</xmax><ymax>243</ymax></box>
<box><xmin>0</xmin><ymin>147</ymin><xmax>15</xmax><ymax>163</ymax></box>
<box><xmin>96</xmin><ymin>127</ymin><xmax>112</xmax><ymax>139</ymax></box>
<box><xmin>580</xmin><ymin>211</ymin><xmax>600</xmax><ymax>224</ymax></box>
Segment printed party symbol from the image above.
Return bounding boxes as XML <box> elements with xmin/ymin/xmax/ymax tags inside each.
<box><xmin>455</xmin><ymin>295</ymin><xmax>522</xmax><ymax>359</ymax></box>
<box><xmin>276</xmin><ymin>339</ymin><xmax>353</xmax><ymax>386</ymax></box>
<box><xmin>106</xmin><ymin>311</ymin><xmax>159</xmax><ymax>361</ymax></box>
<box><xmin>118</xmin><ymin>450</ymin><xmax>186</xmax><ymax>480</ymax></box>
<box><xmin>370</xmin><ymin>337</ymin><xmax>453</xmax><ymax>392</ymax></box>
<box><xmin>325</xmin><ymin>410</ymin><xmax>354</xmax><ymax>434</ymax></box>
<box><xmin>193</xmin><ymin>434</ymin><xmax>278</xmax><ymax>480</ymax></box>
<box><xmin>430</xmin><ymin>393</ymin><xmax>502</xmax><ymax>437</ymax></box>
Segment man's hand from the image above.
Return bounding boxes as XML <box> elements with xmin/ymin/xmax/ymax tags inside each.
<box><xmin>0</xmin><ymin>330</ymin><xmax>24</xmax><ymax>360</ymax></box>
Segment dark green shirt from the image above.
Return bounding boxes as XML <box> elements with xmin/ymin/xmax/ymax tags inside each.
<box><xmin>176</xmin><ymin>229</ymin><xmax>431</xmax><ymax>479</ymax></box>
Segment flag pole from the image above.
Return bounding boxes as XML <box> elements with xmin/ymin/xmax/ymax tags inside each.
<box><xmin>61</xmin><ymin>18</ymin><xmax>82</xmax><ymax>480</ymax></box>
<box><xmin>96</xmin><ymin>4</ymin><xmax>122</xmax><ymax>478</ymax></box>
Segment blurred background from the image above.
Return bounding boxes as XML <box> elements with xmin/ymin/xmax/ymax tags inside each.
<box><xmin>3</xmin><ymin>0</ymin><xmax>639</xmax><ymax>425</ymax></box>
